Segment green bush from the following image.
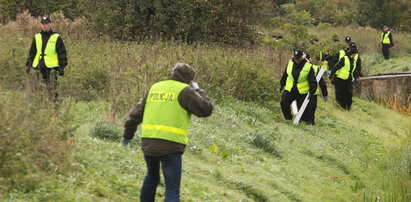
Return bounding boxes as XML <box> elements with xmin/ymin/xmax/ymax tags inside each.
<box><xmin>80</xmin><ymin>0</ymin><xmax>265</xmax><ymax>44</ymax></box>
<box><xmin>89</xmin><ymin>122</ymin><xmax>121</xmax><ymax>141</ymax></box>
<box><xmin>0</xmin><ymin>90</ymin><xmax>74</xmax><ymax>193</ymax></box>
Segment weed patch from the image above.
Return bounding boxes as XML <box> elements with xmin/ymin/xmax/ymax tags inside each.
<box><xmin>89</xmin><ymin>122</ymin><xmax>121</xmax><ymax>141</ymax></box>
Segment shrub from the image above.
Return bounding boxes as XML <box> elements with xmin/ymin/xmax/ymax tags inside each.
<box><xmin>89</xmin><ymin>122</ymin><xmax>122</xmax><ymax>141</ymax></box>
<box><xmin>80</xmin><ymin>0</ymin><xmax>266</xmax><ymax>44</ymax></box>
<box><xmin>0</xmin><ymin>89</ymin><xmax>74</xmax><ymax>193</ymax></box>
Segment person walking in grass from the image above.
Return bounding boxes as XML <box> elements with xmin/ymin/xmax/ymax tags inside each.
<box><xmin>121</xmin><ymin>63</ymin><xmax>213</xmax><ymax>202</ymax></box>
<box><xmin>25</xmin><ymin>17</ymin><xmax>67</xmax><ymax>103</ymax></box>
<box><xmin>381</xmin><ymin>25</ymin><xmax>394</xmax><ymax>59</ymax></box>
<box><xmin>328</xmin><ymin>47</ymin><xmax>362</xmax><ymax>110</ymax></box>
<box><xmin>26</xmin><ymin>17</ymin><xmax>67</xmax><ymax>84</ymax></box>
<box><xmin>279</xmin><ymin>50</ymin><xmax>317</xmax><ymax>124</ymax></box>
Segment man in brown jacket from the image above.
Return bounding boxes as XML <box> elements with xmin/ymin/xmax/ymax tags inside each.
<box><xmin>121</xmin><ymin>63</ymin><xmax>213</xmax><ymax>202</ymax></box>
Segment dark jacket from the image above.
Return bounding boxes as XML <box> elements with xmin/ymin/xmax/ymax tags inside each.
<box><xmin>123</xmin><ymin>65</ymin><xmax>213</xmax><ymax>156</ymax></box>
<box><xmin>329</xmin><ymin>50</ymin><xmax>344</xmax><ymax>69</ymax></box>
<box><xmin>279</xmin><ymin>59</ymin><xmax>317</xmax><ymax>95</ymax></box>
<box><xmin>330</xmin><ymin>55</ymin><xmax>362</xmax><ymax>81</ymax></box>
<box><xmin>26</xmin><ymin>30</ymin><xmax>68</xmax><ymax>68</ymax></box>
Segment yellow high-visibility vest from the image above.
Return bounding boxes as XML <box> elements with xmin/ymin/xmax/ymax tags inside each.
<box><xmin>381</xmin><ymin>31</ymin><xmax>391</xmax><ymax>44</ymax></box>
<box><xmin>32</xmin><ymin>33</ymin><xmax>60</xmax><ymax>68</ymax></box>
<box><xmin>338</xmin><ymin>49</ymin><xmax>345</xmax><ymax>60</ymax></box>
<box><xmin>284</xmin><ymin>60</ymin><xmax>311</xmax><ymax>94</ymax></box>
<box><xmin>336</xmin><ymin>54</ymin><xmax>358</xmax><ymax>80</ymax></box>
<box><xmin>141</xmin><ymin>80</ymin><xmax>191</xmax><ymax>145</ymax></box>
<box><xmin>319</xmin><ymin>51</ymin><xmax>329</xmax><ymax>70</ymax></box>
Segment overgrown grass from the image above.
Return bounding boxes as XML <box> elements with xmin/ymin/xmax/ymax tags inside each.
<box><xmin>0</xmin><ymin>88</ymin><xmax>75</xmax><ymax>194</ymax></box>
<box><xmin>362</xmin><ymin>53</ymin><xmax>411</xmax><ymax>75</ymax></box>
<box><xmin>2</xmin><ymin>96</ymin><xmax>409</xmax><ymax>201</ymax></box>
<box><xmin>1</xmin><ymin>15</ymin><xmax>411</xmax><ymax>201</ymax></box>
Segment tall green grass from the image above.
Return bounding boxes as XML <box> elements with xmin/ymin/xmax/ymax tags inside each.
<box><xmin>1</xmin><ymin>14</ymin><xmax>410</xmax><ymax>201</ymax></box>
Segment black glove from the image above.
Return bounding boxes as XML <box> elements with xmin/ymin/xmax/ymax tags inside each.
<box><xmin>58</xmin><ymin>66</ymin><xmax>64</xmax><ymax>76</ymax></box>
<box><xmin>26</xmin><ymin>65</ymin><xmax>31</xmax><ymax>73</ymax></box>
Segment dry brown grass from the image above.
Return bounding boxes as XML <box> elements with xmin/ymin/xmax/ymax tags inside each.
<box><xmin>4</xmin><ymin>10</ymin><xmax>88</xmax><ymax>38</ymax></box>
<box><xmin>385</xmin><ymin>94</ymin><xmax>411</xmax><ymax>116</ymax></box>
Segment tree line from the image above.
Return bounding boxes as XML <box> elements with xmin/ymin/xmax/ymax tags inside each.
<box><xmin>0</xmin><ymin>0</ymin><xmax>409</xmax><ymax>43</ymax></box>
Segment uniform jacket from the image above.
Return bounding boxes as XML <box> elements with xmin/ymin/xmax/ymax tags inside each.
<box><xmin>123</xmin><ymin>66</ymin><xmax>213</xmax><ymax>156</ymax></box>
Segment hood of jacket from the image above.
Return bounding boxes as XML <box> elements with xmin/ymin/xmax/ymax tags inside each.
<box><xmin>168</xmin><ymin>63</ymin><xmax>195</xmax><ymax>84</ymax></box>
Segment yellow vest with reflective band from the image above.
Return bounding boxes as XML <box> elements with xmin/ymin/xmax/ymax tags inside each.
<box><xmin>311</xmin><ymin>64</ymin><xmax>321</xmax><ymax>95</ymax></box>
<box><xmin>336</xmin><ymin>56</ymin><xmax>351</xmax><ymax>80</ymax></box>
<box><xmin>381</xmin><ymin>31</ymin><xmax>391</xmax><ymax>44</ymax></box>
<box><xmin>32</xmin><ymin>33</ymin><xmax>60</xmax><ymax>68</ymax></box>
<box><xmin>285</xmin><ymin>60</ymin><xmax>311</xmax><ymax>94</ymax></box>
<box><xmin>338</xmin><ymin>49</ymin><xmax>345</xmax><ymax>60</ymax></box>
<box><xmin>141</xmin><ymin>80</ymin><xmax>191</xmax><ymax>145</ymax></box>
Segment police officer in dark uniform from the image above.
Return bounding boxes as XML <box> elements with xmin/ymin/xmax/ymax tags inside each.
<box><xmin>26</xmin><ymin>17</ymin><xmax>67</xmax><ymax>84</ymax></box>
<box><xmin>381</xmin><ymin>25</ymin><xmax>394</xmax><ymax>59</ymax></box>
<box><xmin>329</xmin><ymin>46</ymin><xmax>362</xmax><ymax>110</ymax></box>
<box><xmin>305</xmin><ymin>53</ymin><xmax>328</xmax><ymax>125</ymax></box>
<box><xmin>279</xmin><ymin>50</ymin><xmax>317</xmax><ymax>124</ymax></box>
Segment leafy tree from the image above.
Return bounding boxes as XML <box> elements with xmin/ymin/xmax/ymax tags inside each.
<box><xmin>80</xmin><ymin>0</ymin><xmax>267</xmax><ymax>43</ymax></box>
<box><xmin>0</xmin><ymin>0</ymin><xmax>82</xmax><ymax>22</ymax></box>
<box><xmin>358</xmin><ymin>0</ymin><xmax>410</xmax><ymax>31</ymax></box>
<box><xmin>272</xmin><ymin>4</ymin><xmax>315</xmax><ymax>50</ymax></box>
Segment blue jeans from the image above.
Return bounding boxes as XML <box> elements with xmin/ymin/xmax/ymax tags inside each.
<box><xmin>140</xmin><ymin>152</ymin><xmax>182</xmax><ymax>202</ymax></box>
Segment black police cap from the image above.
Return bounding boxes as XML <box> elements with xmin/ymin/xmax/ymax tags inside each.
<box><xmin>41</xmin><ymin>17</ymin><xmax>51</xmax><ymax>23</ymax></box>
<box><xmin>293</xmin><ymin>50</ymin><xmax>304</xmax><ymax>59</ymax></box>
<box><xmin>349</xmin><ymin>42</ymin><xmax>357</xmax><ymax>48</ymax></box>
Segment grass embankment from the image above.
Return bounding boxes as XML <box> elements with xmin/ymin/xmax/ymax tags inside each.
<box><xmin>1</xmin><ymin>23</ymin><xmax>411</xmax><ymax>201</ymax></box>
<box><xmin>2</xmin><ymin>95</ymin><xmax>411</xmax><ymax>201</ymax></box>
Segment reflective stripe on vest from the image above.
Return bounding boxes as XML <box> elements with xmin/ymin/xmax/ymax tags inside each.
<box><xmin>336</xmin><ymin>56</ymin><xmax>351</xmax><ymax>80</ymax></box>
<box><xmin>381</xmin><ymin>31</ymin><xmax>391</xmax><ymax>44</ymax></box>
<box><xmin>311</xmin><ymin>64</ymin><xmax>321</xmax><ymax>95</ymax></box>
<box><xmin>284</xmin><ymin>60</ymin><xmax>311</xmax><ymax>94</ymax></box>
<box><xmin>141</xmin><ymin>80</ymin><xmax>191</xmax><ymax>145</ymax></box>
<box><xmin>32</xmin><ymin>33</ymin><xmax>60</xmax><ymax>68</ymax></box>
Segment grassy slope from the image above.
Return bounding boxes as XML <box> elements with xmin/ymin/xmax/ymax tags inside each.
<box><xmin>5</xmin><ymin>94</ymin><xmax>410</xmax><ymax>201</ymax></box>
<box><xmin>363</xmin><ymin>54</ymin><xmax>411</xmax><ymax>74</ymax></box>
<box><xmin>1</xmin><ymin>24</ymin><xmax>410</xmax><ymax>201</ymax></box>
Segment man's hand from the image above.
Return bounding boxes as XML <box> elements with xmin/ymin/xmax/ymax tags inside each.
<box><xmin>323</xmin><ymin>96</ymin><xmax>328</xmax><ymax>102</ymax></box>
<box><xmin>121</xmin><ymin>138</ymin><xmax>132</xmax><ymax>149</ymax></box>
<box><xmin>327</xmin><ymin>70</ymin><xmax>332</xmax><ymax>76</ymax></box>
